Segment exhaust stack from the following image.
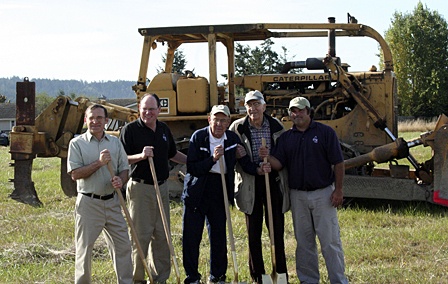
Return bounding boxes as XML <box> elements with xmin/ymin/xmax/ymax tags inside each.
<box><xmin>328</xmin><ymin>17</ymin><xmax>336</xmax><ymax>57</ymax></box>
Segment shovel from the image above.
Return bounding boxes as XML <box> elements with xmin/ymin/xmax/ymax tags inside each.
<box><xmin>148</xmin><ymin>157</ymin><xmax>182</xmax><ymax>284</ymax></box>
<box><xmin>218</xmin><ymin>157</ymin><xmax>246</xmax><ymax>284</ymax></box>
<box><xmin>261</xmin><ymin>138</ymin><xmax>287</xmax><ymax>284</ymax></box>
<box><xmin>106</xmin><ymin>163</ymin><xmax>154</xmax><ymax>284</ymax></box>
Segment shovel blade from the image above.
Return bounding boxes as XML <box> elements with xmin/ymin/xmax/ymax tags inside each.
<box><xmin>262</xmin><ymin>273</ymin><xmax>288</xmax><ymax>284</ymax></box>
<box><xmin>276</xmin><ymin>273</ymin><xmax>288</xmax><ymax>284</ymax></box>
<box><xmin>262</xmin><ymin>274</ymin><xmax>274</xmax><ymax>284</ymax></box>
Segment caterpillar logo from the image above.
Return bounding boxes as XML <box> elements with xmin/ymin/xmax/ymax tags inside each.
<box><xmin>160</xmin><ymin>98</ymin><xmax>169</xmax><ymax>114</ymax></box>
<box><xmin>272</xmin><ymin>74</ymin><xmax>330</xmax><ymax>82</ymax></box>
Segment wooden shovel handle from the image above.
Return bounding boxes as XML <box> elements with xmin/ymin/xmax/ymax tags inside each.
<box><xmin>262</xmin><ymin>138</ymin><xmax>278</xmax><ymax>272</ymax></box>
<box><xmin>148</xmin><ymin>157</ymin><xmax>181</xmax><ymax>284</ymax></box>
<box><xmin>107</xmin><ymin>162</ymin><xmax>154</xmax><ymax>284</ymax></box>
<box><xmin>219</xmin><ymin>157</ymin><xmax>240</xmax><ymax>283</ymax></box>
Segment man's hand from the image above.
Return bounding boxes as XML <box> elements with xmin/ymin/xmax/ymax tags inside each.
<box><xmin>99</xmin><ymin>149</ymin><xmax>111</xmax><ymax>166</ymax></box>
<box><xmin>141</xmin><ymin>146</ymin><xmax>154</xmax><ymax>159</ymax></box>
<box><xmin>213</xmin><ymin>144</ymin><xmax>224</xmax><ymax>162</ymax></box>
<box><xmin>236</xmin><ymin>144</ymin><xmax>247</xmax><ymax>159</ymax></box>
<box><xmin>257</xmin><ymin>161</ymin><xmax>271</xmax><ymax>175</ymax></box>
<box><xmin>111</xmin><ymin>175</ymin><xmax>123</xmax><ymax>189</ymax></box>
<box><xmin>331</xmin><ymin>188</ymin><xmax>344</xmax><ymax>208</ymax></box>
<box><xmin>259</xmin><ymin>145</ymin><xmax>269</xmax><ymax>159</ymax></box>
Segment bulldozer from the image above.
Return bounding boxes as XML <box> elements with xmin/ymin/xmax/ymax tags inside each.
<box><xmin>8</xmin><ymin>15</ymin><xmax>448</xmax><ymax>207</ymax></box>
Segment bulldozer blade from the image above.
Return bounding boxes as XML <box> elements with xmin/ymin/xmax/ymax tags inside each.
<box><xmin>9</xmin><ymin>159</ymin><xmax>42</xmax><ymax>207</ymax></box>
<box><xmin>433</xmin><ymin>121</ymin><xmax>448</xmax><ymax>200</ymax></box>
<box><xmin>60</xmin><ymin>157</ymin><xmax>77</xmax><ymax>197</ymax></box>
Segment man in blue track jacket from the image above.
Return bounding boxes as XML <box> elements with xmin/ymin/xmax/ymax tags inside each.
<box><xmin>181</xmin><ymin>105</ymin><xmax>257</xmax><ymax>284</ymax></box>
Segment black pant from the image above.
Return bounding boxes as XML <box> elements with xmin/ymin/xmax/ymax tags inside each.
<box><xmin>246</xmin><ymin>174</ymin><xmax>287</xmax><ymax>283</ymax></box>
<box><xmin>182</xmin><ymin>174</ymin><xmax>227</xmax><ymax>283</ymax></box>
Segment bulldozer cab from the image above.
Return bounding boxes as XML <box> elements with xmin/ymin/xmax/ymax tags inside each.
<box><xmin>134</xmin><ymin>18</ymin><xmax>397</xmax><ymax>157</ymax></box>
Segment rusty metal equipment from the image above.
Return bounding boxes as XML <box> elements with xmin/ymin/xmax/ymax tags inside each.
<box><xmin>9</xmin><ymin>78</ymin><xmax>138</xmax><ymax>206</ymax></box>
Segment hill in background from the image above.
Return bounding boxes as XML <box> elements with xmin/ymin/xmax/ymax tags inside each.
<box><xmin>0</xmin><ymin>76</ymin><xmax>136</xmax><ymax>102</ymax></box>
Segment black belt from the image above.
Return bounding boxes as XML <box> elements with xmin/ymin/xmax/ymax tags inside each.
<box><xmin>295</xmin><ymin>184</ymin><xmax>329</xmax><ymax>191</ymax></box>
<box><xmin>81</xmin><ymin>192</ymin><xmax>115</xmax><ymax>200</ymax></box>
<box><xmin>132</xmin><ymin>177</ymin><xmax>166</xmax><ymax>186</ymax></box>
<box><xmin>299</xmin><ymin>188</ymin><xmax>319</xmax><ymax>192</ymax></box>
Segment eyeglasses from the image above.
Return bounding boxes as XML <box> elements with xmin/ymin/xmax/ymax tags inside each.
<box><xmin>142</xmin><ymin>107</ymin><xmax>159</xmax><ymax>112</ymax></box>
<box><xmin>245</xmin><ymin>101</ymin><xmax>262</xmax><ymax>108</ymax></box>
<box><xmin>212</xmin><ymin>118</ymin><xmax>230</xmax><ymax>125</ymax></box>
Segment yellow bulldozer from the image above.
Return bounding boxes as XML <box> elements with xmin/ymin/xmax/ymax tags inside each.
<box><xmin>8</xmin><ymin>15</ymin><xmax>448</xmax><ymax>207</ymax></box>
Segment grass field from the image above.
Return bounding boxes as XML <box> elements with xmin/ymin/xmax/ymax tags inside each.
<box><xmin>1</xmin><ymin>128</ymin><xmax>447</xmax><ymax>283</ymax></box>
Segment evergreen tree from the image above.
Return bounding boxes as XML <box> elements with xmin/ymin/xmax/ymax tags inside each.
<box><xmin>157</xmin><ymin>49</ymin><xmax>189</xmax><ymax>75</ymax></box>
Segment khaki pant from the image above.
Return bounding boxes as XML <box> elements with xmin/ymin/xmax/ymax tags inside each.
<box><xmin>75</xmin><ymin>193</ymin><xmax>133</xmax><ymax>284</ymax></box>
<box><xmin>126</xmin><ymin>180</ymin><xmax>171</xmax><ymax>283</ymax></box>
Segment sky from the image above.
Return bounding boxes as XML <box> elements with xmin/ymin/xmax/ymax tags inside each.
<box><xmin>1</xmin><ymin>0</ymin><xmax>447</xmax><ymax>83</ymax></box>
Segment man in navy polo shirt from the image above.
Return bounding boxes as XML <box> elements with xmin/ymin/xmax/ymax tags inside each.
<box><xmin>262</xmin><ymin>97</ymin><xmax>348</xmax><ymax>284</ymax></box>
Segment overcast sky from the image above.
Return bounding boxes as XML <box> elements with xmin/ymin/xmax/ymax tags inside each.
<box><xmin>1</xmin><ymin>0</ymin><xmax>447</xmax><ymax>83</ymax></box>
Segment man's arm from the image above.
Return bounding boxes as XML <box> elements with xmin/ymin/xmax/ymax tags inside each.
<box><xmin>118</xmin><ymin>169</ymin><xmax>129</xmax><ymax>185</ymax></box>
<box><xmin>259</xmin><ymin>145</ymin><xmax>283</xmax><ymax>171</ymax></box>
<box><xmin>330</xmin><ymin>161</ymin><xmax>345</xmax><ymax>207</ymax></box>
<box><xmin>267</xmin><ymin>155</ymin><xmax>283</xmax><ymax>171</ymax></box>
<box><xmin>170</xmin><ymin>150</ymin><xmax>187</xmax><ymax>164</ymax></box>
<box><xmin>71</xmin><ymin>149</ymin><xmax>110</xmax><ymax>180</ymax></box>
<box><xmin>127</xmin><ymin>146</ymin><xmax>153</xmax><ymax>165</ymax></box>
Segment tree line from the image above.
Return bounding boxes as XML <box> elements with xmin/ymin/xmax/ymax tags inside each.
<box><xmin>0</xmin><ymin>77</ymin><xmax>136</xmax><ymax>103</ymax></box>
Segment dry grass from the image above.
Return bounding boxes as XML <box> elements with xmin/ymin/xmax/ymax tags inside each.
<box><xmin>397</xmin><ymin>117</ymin><xmax>438</xmax><ymax>132</ymax></box>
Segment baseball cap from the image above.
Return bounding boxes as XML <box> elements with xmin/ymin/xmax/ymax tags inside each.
<box><xmin>289</xmin><ymin>97</ymin><xmax>310</xmax><ymax>110</ymax></box>
<box><xmin>244</xmin><ymin>90</ymin><xmax>266</xmax><ymax>104</ymax></box>
<box><xmin>210</xmin><ymin>105</ymin><xmax>230</xmax><ymax>117</ymax></box>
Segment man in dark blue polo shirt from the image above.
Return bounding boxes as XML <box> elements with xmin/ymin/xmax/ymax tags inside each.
<box><xmin>120</xmin><ymin>93</ymin><xmax>187</xmax><ymax>284</ymax></box>
<box><xmin>263</xmin><ymin>97</ymin><xmax>348</xmax><ymax>284</ymax></box>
